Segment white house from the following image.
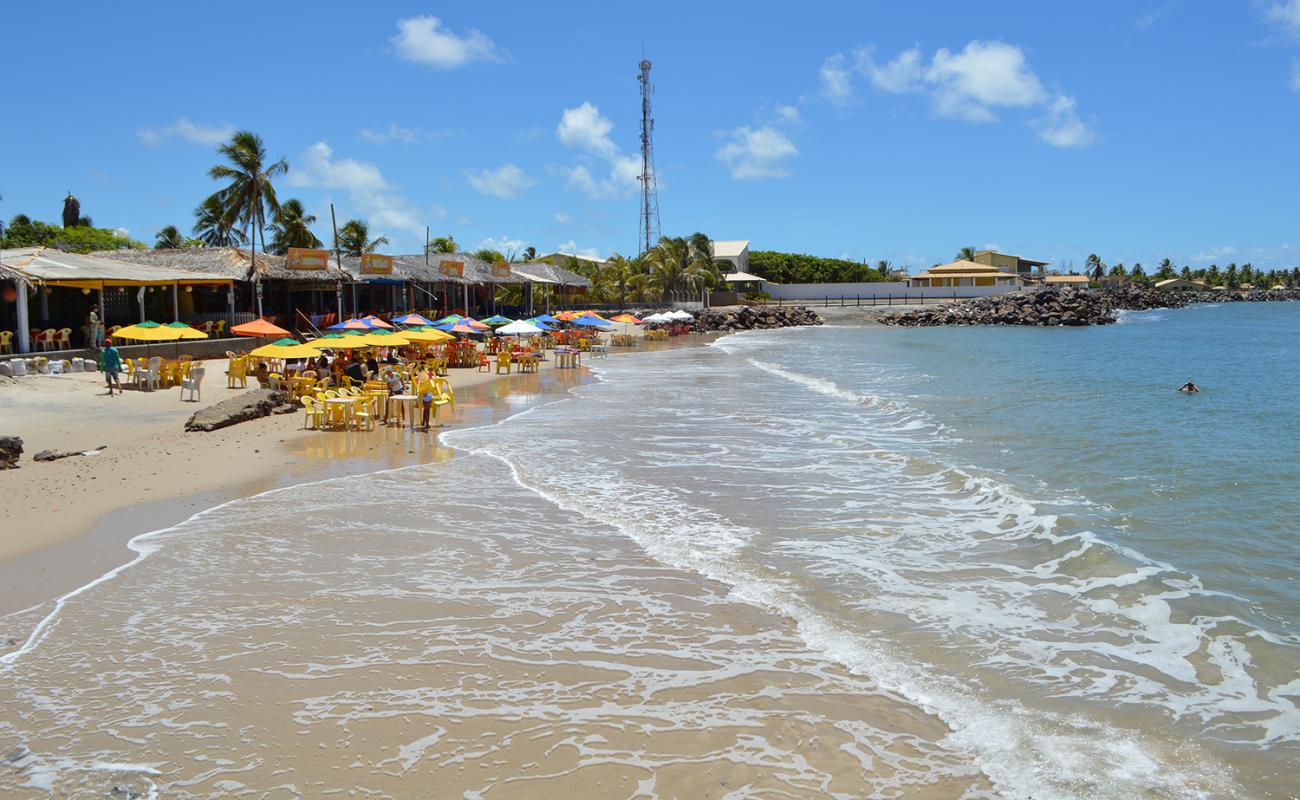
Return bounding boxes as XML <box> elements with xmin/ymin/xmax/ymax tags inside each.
<box><xmin>711</xmin><ymin>240</ymin><xmax>750</xmax><ymax>273</ymax></box>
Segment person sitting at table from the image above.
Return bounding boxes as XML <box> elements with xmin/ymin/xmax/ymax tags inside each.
<box><xmin>366</xmin><ymin>356</ymin><xmax>380</xmax><ymax>376</ymax></box>
<box><xmin>253</xmin><ymin>361</ymin><xmax>270</xmax><ymax>387</ymax></box>
<box><xmin>344</xmin><ymin>360</ymin><xmax>366</xmax><ymax>384</ymax></box>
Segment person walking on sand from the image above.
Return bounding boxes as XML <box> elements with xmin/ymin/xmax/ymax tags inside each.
<box><xmin>416</xmin><ymin>370</ymin><xmax>437</xmax><ymax>429</ymax></box>
<box><xmin>101</xmin><ymin>338</ymin><xmax>123</xmax><ymax>395</ymax></box>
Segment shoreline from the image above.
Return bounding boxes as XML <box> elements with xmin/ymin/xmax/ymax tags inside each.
<box><xmin>0</xmin><ymin>357</ymin><xmax>600</xmax><ymax>617</ymax></box>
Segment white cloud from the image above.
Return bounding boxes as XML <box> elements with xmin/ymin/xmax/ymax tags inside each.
<box><xmin>1264</xmin><ymin>0</ymin><xmax>1300</xmax><ymax>35</ymax></box>
<box><xmin>288</xmin><ymin>141</ymin><xmax>424</xmax><ymax>238</ymax></box>
<box><xmin>1193</xmin><ymin>245</ymin><xmax>1236</xmax><ymax>262</ymax></box>
<box><xmin>819</xmin><ymin>54</ymin><xmax>854</xmax><ymax>105</ymax></box>
<box><xmin>553</xmin><ymin>211</ymin><xmax>573</xmax><ymax>224</ymax></box>
<box><xmin>477</xmin><ymin>235</ymin><xmax>527</xmax><ymax>254</ymax></box>
<box><xmin>841</xmin><ymin>40</ymin><xmax>1094</xmax><ymax>147</ymax></box>
<box><xmin>555</xmin><ymin>103</ymin><xmax>641</xmax><ymax>199</ymax></box>
<box><xmin>112</xmin><ymin>227</ymin><xmax>130</xmax><ymax>239</ymax></box>
<box><xmin>858</xmin><ymin>46</ymin><xmax>925</xmax><ymax>93</ymax></box>
<box><xmin>137</xmin><ymin>117</ymin><xmax>234</xmax><ymax>146</ymax></box>
<box><xmin>431</xmin><ymin>204</ymin><xmax>448</xmax><ymax>220</ymax></box>
<box><xmin>557</xmin><ymin>240</ymin><xmax>602</xmax><ymax>259</ymax></box>
<box><xmin>465</xmin><ymin>164</ymin><xmax>535</xmax><ymax>199</ymax></box>
<box><xmin>391</xmin><ymin>15</ymin><xmax>501</xmax><ymax>69</ymax></box>
<box><xmin>774</xmin><ymin>104</ymin><xmax>802</xmax><ymax>124</ymax></box>
<box><xmin>360</xmin><ymin>123</ymin><xmax>422</xmax><ymax>145</ymax></box>
<box><xmin>715</xmin><ymin>126</ymin><xmax>798</xmax><ymax>180</ymax></box>
<box><xmin>1037</xmin><ymin>95</ymin><xmax>1096</xmax><ymax>148</ymax></box>
<box><xmin>925</xmin><ymin>41</ymin><xmax>1047</xmax><ymax>121</ymax></box>
<box><xmin>557</xmin><ymin>102</ymin><xmax>618</xmax><ymax>159</ymax></box>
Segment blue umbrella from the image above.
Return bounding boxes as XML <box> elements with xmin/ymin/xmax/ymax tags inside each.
<box><xmin>393</xmin><ymin>313</ymin><xmax>435</xmax><ymax>326</ymax></box>
<box><xmin>328</xmin><ymin>317</ymin><xmax>376</xmax><ymax>330</ymax></box>
<box><xmin>572</xmin><ymin>316</ymin><xmax>614</xmax><ymax>328</ymax></box>
<box><xmin>524</xmin><ymin>317</ymin><xmax>555</xmax><ymax>331</ymax></box>
<box><xmin>534</xmin><ymin>313</ymin><xmax>560</xmax><ymax>325</ymax></box>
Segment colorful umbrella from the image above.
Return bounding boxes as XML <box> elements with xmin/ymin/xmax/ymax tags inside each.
<box><xmin>572</xmin><ymin>316</ymin><xmax>614</xmax><ymax>328</ymax></box>
<box><xmin>328</xmin><ymin>318</ymin><xmax>375</xmax><ymax>330</ymax></box>
<box><xmin>111</xmin><ymin>321</ymin><xmax>183</xmax><ymax>341</ymax></box>
<box><xmin>393</xmin><ymin>313</ymin><xmax>435</xmax><ymax>326</ymax></box>
<box><xmin>361</xmin><ymin>331</ymin><xmax>410</xmax><ymax>347</ymax></box>
<box><xmin>554</xmin><ymin>311</ymin><xmax>579</xmax><ymax>321</ymax></box>
<box><xmin>164</xmin><ymin>321</ymin><xmax>209</xmax><ymax>340</ymax></box>
<box><xmin>446</xmin><ymin>323</ymin><xmax>481</xmax><ymax>336</ymax></box>
<box><xmin>250</xmin><ymin>339</ymin><xmax>320</xmax><ymax>359</ymax></box>
<box><xmin>461</xmin><ymin>318</ymin><xmax>491</xmax><ymax>331</ymax></box>
<box><xmin>232</xmin><ymin>318</ymin><xmax>291</xmax><ymax>338</ymax></box>
<box><xmin>361</xmin><ymin>315</ymin><xmax>393</xmax><ymax>330</ymax></box>
<box><xmin>480</xmin><ymin>314</ymin><xmax>514</xmax><ymax>326</ymax></box>
<box><xmin>402</xmin><ymin>327</ymin><xmax>456</xmax><ymax>344</ymax></box>
<box><xmin>610</xmin><ymin>314</ymin><xmax>642</xmax><ymax>324</ymax></box>
<box><xmin>434</xmin><ymin>314</ymin><xmax>464</xmax><ymax>325</ymax></box>
<box><xmin>524</xmin><ymin>317</ymin><xmax>555</xmax><ymax>331</ymax></box>
<box><xmin>308</xmin><ymin>335</ymin><xmax>370</xmax><ymax>350</ymax></box>
<box><xmin>533</xmin><ymin>313</ymin><xmax>560</xmax><ymax>325</ymax></box>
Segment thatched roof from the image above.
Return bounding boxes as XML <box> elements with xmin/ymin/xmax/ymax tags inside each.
<box><xmin>89</xmin><ymin>247</ymin><xmax>347</xmax><ymax>282</ymax></box>
<box><xmin>1</xmin><ymin>247</ymin><xmax>231</xmax><ymax>286</ymax></box>
<box><xmin>335</xmin><ymin>253</ymin><xmax>530</xmax><ymax>285</ymax></box>
<box><xmin>513</xmin><ymin>260</ymin><xmax>592</xmax><ymax>287</ymax></box>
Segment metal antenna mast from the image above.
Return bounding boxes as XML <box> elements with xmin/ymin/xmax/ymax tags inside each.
<box><xmin>637</xmin><ymin>59</ymin><xmax>661</xmax><ymax>256</ymax></box>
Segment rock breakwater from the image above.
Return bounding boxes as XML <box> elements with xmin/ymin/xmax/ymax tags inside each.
<box><xmin>693</xmin><ymin>306</ymin><xmax>823</xmax><ymax>332</ymax></box>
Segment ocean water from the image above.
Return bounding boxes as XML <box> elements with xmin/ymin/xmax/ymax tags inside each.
<box><xmin>1</xmin><ymin>302</ymin><xmax>1296</xmax><ymax>798</ymax></box>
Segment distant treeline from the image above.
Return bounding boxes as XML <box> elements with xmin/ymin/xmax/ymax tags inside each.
<box><xmin>0</xmin><ymin>214</ymin><xmax>147</xmax><ymax>253</ymax></box>
<box><xmin>747</xmin><ymin>251</ymin><xmax>900</xmax><ymax>284</ymax></box>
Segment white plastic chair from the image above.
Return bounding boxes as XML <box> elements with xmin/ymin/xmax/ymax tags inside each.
<box><xmin>181</xmin><ymin>367</ymin><xmax>205</xmax><ymax>402</ymax></box>
<box><xmin>145</xmin><ymin>357</ymin><xmax>162</xmax><ymax>391</ymax></box>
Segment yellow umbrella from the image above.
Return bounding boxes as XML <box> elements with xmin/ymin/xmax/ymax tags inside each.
<box><xmin>308</xmin><ymin>336</ymin><xmax>370</xmax><ymax>350</ymax></box>
<box><xmin>249</xmin><ymin>340</ymin><xmax>322</xmax><ymax>359</ymax></box>
<box><xmin>401</xmin><ymin>328</ymin><xmax>455</xmax><ymax>344</ymax></box>
<box><xmin>111</xmin><ymin>321</ymin><xmax>183</xmax><ymax>341</ymax></box>
<box><xmin>361</xmin><ymin>331</ymin><xmax>411</xmax><ymax>347</ymax></box>
<box><xmin>163</xmin><ymin>322</ymin><xmax>209</xmax><ymax>340</ymax></box>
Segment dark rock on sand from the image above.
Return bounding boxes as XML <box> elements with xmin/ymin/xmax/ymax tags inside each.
<box><xmin>33</xmin><ymin>445</ymin><xmax>107</xmax><ymax>462</ymax></box>
<box><xmin>185</xmin><ymin>389</ymin><xmax>289</xmax><ymax>432</ymax></box>
<box><xmin>0</xmin><ymin>436</ymin><xmax>22</xmax><ymax>469</ymax></box>
<box><xmin>693</xmin><ymin>305</ymin><xmax>823</xmax><ymax>332</ymax></box>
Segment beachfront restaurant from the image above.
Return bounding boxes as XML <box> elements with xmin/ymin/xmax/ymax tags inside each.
<box><xmin>0</xmin><ymin>247</ymin><xmax>233</xmax><ymax>354</ymax></box>
<box><xmin>907</xmin><ymin>260</ymin><xmax>1026</xmax><ymax>289</ymax></box>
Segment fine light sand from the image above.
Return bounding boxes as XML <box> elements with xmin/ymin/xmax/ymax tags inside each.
<box><xmin>0</xmin><ymin>360</ymin><xmax>511</xmax><ymax>613</ymax></box>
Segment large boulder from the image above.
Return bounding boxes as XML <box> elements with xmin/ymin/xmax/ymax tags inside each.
<box><xmin>0</xmin><ymin>436</ymin><xmax>21</xmax><ymax>469</ymax></box>
<box><xmin>185</xmin><ymin>389</ymin><xmax>290</xmax><ymax>433</ymax></box>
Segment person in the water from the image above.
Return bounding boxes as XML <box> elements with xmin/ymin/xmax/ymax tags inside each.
<box><xmin>1178</xmin><ymin>381</ymin><xmax>1200</xmax><ymax>393</ymax></box>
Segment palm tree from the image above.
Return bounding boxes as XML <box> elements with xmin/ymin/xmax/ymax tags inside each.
<box><xmin>473</xmin><ymin>248</ymin><xmax>506</xmax><ymax>264</ymax></box>
<box><xmin>154</xmin><ymin>225</ymin><xmax>182</xmax><ymax>249</ymax></box>
<box><xmin>645</xmin><ymin>235</ymin><xmax>719</xmax><ymax>300</ymax></box>
<box><xmin>522</xmin><ymin>245</ymin><xmax>537</xmax><ymax>261</ymax></box>
<box><xmin>267</xmin><ymin>199</ymin><xmax>322</xmax><ymax>254</ymax></box>
<box><xmin>205</xmin><ymin>130</ymin><xmax>288</xmax><ymax>253</ymax></box>
<box><xmin>603</xmin><ymin>254</ymin><xmax>636</xmax><ymax>309</ymax></box>
<box><xmin>956</xmin><ymin>246</ymin><xmax>977</xmax><ymax>261</ymax></box>
<box><xmin>192</xmin><ymin>196</ymin><xmax>247</xmax><ymax>247</ymax></box>
<box><xmin>426</xmin><ymin>235</ymin><xmax>458</xmax><ymax>254</ymax></box>
<box><xmin>335</xmin><ymin>219</ymin><xmax>388</xmax><ymax>256</ymax></box>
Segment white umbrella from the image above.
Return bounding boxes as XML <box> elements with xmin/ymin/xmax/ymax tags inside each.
<box><xmin>669</xmin><ymin>309</ymin><xmax>695</xmax><ymax>321</ymax></box>
<box><xmin>496</xmin><ymin>320</ymin><xmax>545</xmax><ymax>336</ymax></box>
<box><xmin>643</xmin><ymin>313</ymin><xmax>669</xmax><ymax>323</ymax></box>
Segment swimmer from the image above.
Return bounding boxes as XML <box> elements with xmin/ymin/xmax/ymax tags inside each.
<box><xmin>1178</xmin><ymin>381</ymin><xmax>1200</xmax><ymax>393</ymax></box>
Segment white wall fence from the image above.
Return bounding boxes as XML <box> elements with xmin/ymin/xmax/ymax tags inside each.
<box><xmin>760</xmin><ymin>282</ymin><xmax>1017</xmax><ymax>305</ymax></box>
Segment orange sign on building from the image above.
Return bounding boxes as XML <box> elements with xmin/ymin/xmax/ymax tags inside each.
<box><xmin>286</xmin><ymin>248</ymin><xmax>330</xmax><ymax>270</ymax></box>
<box><xmin>439</xmin><ymin>260</ymin><xmax>464</xmax><ymax>278</ymax></box>
<box><xmin>361</xmin><ymin>253</ymin><xmax>393</xmax><ymax>274</ymax></box>
<box><xmin>491</xmin><ymin>262</ymin><xmax>512</xmax><ymax>278</ymax></box>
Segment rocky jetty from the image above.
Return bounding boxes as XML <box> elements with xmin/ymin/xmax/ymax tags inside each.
<box><xmin>185</xmin><ymin>389</ymin><xmax>291</xmax><ymax>432</ymax></box>
<box><xmin>883</xmin><ymin>287</ymin><xmax>1207</xmax><ymax>327</ymax></box>
<box><xmin>693</xmin><ymin>306</ymin><xmax>823</xmax><ymax>332</ymax></box>
<box><xmin>0</xmin><ymin>436</ymin><xmax>21</xmax><ymax>469</ymax></box>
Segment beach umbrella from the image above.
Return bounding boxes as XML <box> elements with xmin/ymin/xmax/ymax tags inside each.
<box><xmin>392</xmin><ymin>313</ymin><xmax>435</xmax><ymax>326</ymax></box>
<box><xmin>533</xmin><ymin>313</ymin><xmax>560</xmax><ymax>325</ymax></box>
<box><xmin>232</xmin><ymin>318</ymin><xmax>291</xmax><ymax>338</ymax></box>
<box><xmin>579</xmin><ymin>311</ymin><xmax>610</xmax><ymax>321</ymax></box>
<box><xmin>328</xmin><ymin>317</ymin><xmax>375</xmax><ymax>330</ymax></box>
<box><xmin>461</xmin><ymin>317</ymin><xmax>491</xmax><ymax>331</ymax></box>
<box><xmin>572</xmin><ymin>315</ymin><xmax>614</xmax><ymax>328</ymax></box>
<box><xmin>434</xmin><ymin>314</ymin><xmax>464</xmax><ymax>325</ymax></box>
<box><xmin>554</xmin><ymin>311</ymin><xmax>579</xmax><ymax>321</ymax></box>
<box><xmin>250</xmin><ymin>338</ymin><xmax>321</xmax><ymax>359</ymax></box>
<box><xmin>610</xmin><ymin>313</ymin><xmax>642</xmax><ymax>324</ymax></box>
<box><xmin>361</xmin><ymin>315</ymin><xmax>393</xmax><ymax>329</ymax></box>
<box><xmin>480</xmin><ymin>314</ymin><xmax>514</xmax><ymax>327</ymax></box>
<box><xmin>361</xmin><ymin>331</ymin><xmax>410</xmax><ymax>347</ymax></box>
<box><xmin>402</xmin><ymin>327</ymin><xmax>455</xmax><ymax>344</ymax></box>
<box><xmin>164</xmin><ymin>321</ymin><xmax>209</xmax><ymax>340</ymax></box>
<box><xmin>524</xmin><ymin>317</ymin><xmax>555</xmax><ymax>331</ymax></box>
<box><xmin>496</xmin><ymin>320</ymin><xmax>544</xmax><ymax>336</ymax></box>
<box><xmin>308</xmin><ymin>335</ymin><xmax>369</xmax><ymax>350</ymax></box>
<box><xmin>669</xmin><ymin>309</ymin><xmax>695</xmax><ymax>321</ymax></box>
<box><xmin>111</xmin><ymin>321</ymin><xmax>183</xmax><ymax>341</ymax></box>
<box><xmin>446</xmin><ymin>323</ymin><xmax>481</xmax><ymax>336</ymax></box>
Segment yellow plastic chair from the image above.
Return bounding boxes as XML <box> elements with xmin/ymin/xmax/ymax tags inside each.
<box><xmin>300</xmin><ymin>396</ymin><xmax>325</xmax><ymax>430</ymax></box>
<box><xmin>0</xmin><ymin>331</ymin><xmax>11</xmax><ymax>354</ymax></box>
<box><xmin>353</xmin><ymin>402</ymin><xmax>375</xmax><ymax>431</ymax></box>
<box><xmin>495</xmin><ymin>351</ymin><xmax>512</xmax><ymax>374</ymax></box>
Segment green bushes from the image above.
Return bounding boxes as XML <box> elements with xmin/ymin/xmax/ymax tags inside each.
<box><xmin>747</xmin><ymin>251</ymin><xmax>897</xmax><ymax>284</ymax></box>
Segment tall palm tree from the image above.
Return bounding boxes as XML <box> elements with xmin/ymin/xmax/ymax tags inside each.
<box><xmin>154</xmin><ymin>225</ymin><xmax>182</xmax><ymax>249</ymax></box>
<box><xmin>335</xmin><ymin>219</ymin><xmax>389</xmax><ymax>256</ymax></box>
<box><xmin>205</xmin><ymin>130</ymin><xmax>288</xmax><ymax>254</ymax></box>
<box><xmin>522</xmin><ymin>245</ymin><xmax>537</xmax><ymax>261</ymax></box>
<box><xmin>645</xmin><ymin>236</ymin><xmax>719</xmax><ymax>300</ymax></box>
<box><xmin>267</xmin><ymin>199</ymin><xmax>322</xmax><ymax>254</ymax></box>
<box><xmin>604</xmin><ymin>254</ymin><xmax>635</xmax><ymax>309</ymax></box>
<box><xmin>192</xmin><ymin>196</ymin><xmax>247</xmax><ymax>247</ymax></box>
<box><xmin>426</xmin><ymin>235</ymin><xmax>458</xmax><ymax>254</ymax></box>
<box><xmin>956</xmin><ymin>246</ymin><xmax>977</xmax><ymax>261</ymax></box>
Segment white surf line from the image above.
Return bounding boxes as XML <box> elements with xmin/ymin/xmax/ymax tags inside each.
<box><xmin>1</xmin><ymin>391</ymin><xmax>578</xmax><ymax>671</ymax></box>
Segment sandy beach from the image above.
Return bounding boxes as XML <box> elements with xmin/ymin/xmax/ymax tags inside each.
<box><xmin>0</xmin><ymin>358</ymin><xmax>536</xmax><ymax>614</ymax></box>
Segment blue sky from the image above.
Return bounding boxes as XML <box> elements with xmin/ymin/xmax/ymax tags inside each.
<box><xmin>3</xmin><ymin>1</ymin><xmax>1300</xmax><ymax>272</ymax></box>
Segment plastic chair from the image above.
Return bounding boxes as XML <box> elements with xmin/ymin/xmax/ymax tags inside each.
<box><xmin>0</xmin><ymin>331</ymin><xmax>12</xmax><ymax>354</ymax></box>
<box><xmin>213</xmin><ymin>320</ymin><xmax>227</xmax><ymax>337</ymax></box>
<box><xmin>227</xmin><ymin>357</ymin><xmax>247</xmax><ymax>389</ymax></box>
<box><xmin>145</xmin><ymin>357</ymin><xmax>162</xmax><ymax>390</ymax></box>
<box><xmin>180</xmin><ymin>367</ymin><xmax>205</xmax><ymax>402</ymax></box>
<box><xmin>353</xmin><ymin>402</ymin><xmax>375</xmax><ymax>431</ymax></box>
<box><xmin>57</xmin><ymin>328</ymin><xmax>72</xmax><ymax>350</ymax></box>
<box><xmin>300</xmin><ymin>396</ymin><xmax>324</xmax><ymax>430</ymax></box>
<box><xmin>495</xmin><ymin>352</ymin><xmax>512</xmax><ymax>374</ymax></box>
